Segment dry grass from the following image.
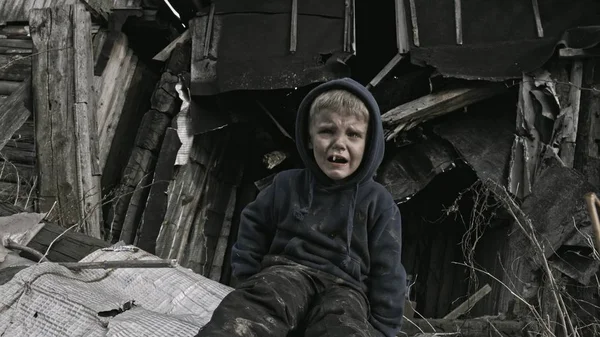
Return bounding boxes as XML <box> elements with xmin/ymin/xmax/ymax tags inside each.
<box><xmin>447</xmin><ymin>178</ymin><xmax>600</xmax><ymax>337</ymax></box>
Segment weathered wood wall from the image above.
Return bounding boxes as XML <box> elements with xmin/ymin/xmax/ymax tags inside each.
<box><xmin>104</xmin><ymin>42</ymin><xmax>190</xmax><ymax>243</ymax></box>
<box><xmin>0</xmin><ymin>26</ymin><xmax>36</xmax><ymax>210</ymax></box>
<box><xmin>30</xmin><ymin>4</ymin><xmax>102</xmax><ymax>238</ymax></box>
<box><xmin>155</xmin><ymin>125</ymin><xmax>250</xmax><ymax>281</ymax></box>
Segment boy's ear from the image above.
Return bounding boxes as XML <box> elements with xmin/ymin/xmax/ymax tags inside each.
<box><xmin>308</xmin><ymin>140</ymin><xmax>313</xmax><ymax>149</ymax></box>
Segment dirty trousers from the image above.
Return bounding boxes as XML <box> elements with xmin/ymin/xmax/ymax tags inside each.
<box><xmin>195</xmin><ymin>261</ymin><xmax>381</xmax><ymax>337</ymax></box>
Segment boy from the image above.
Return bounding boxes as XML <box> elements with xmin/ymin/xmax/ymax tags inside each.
<box><xmin>196</xmin><ymin>78</ymin><xmax>406</xmax><ymax>337</ymax></box>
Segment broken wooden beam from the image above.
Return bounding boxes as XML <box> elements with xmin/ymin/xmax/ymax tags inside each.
<box><xmin>27</xmin><ymin>222</ymin><xmax>109</xmax><ymax>263</ymax></box>
<box><xmin>30</xmin><ymin>5</ymin><xmax>102</xmax><ymax>238</ymax></box>
<box><xmin>381</xmin><ymin>84</ymin><xmax>506</xmax><ymax>141</ymax></box>
<box><xmin>367</xmin><ymin>53</ymin><xmax>404</xmax><ymax>90</ymax></box>
<box><xmin>0</xmin><ymin>79</ymin><xmax>31</xmax><ymax>152</ymax></box>
<box><xmin>152</xmin><ymin>29</ymin><xmax>190</xmax><ymax>62</ymax></box>
<box><xmin>400</xmin><ymin>318</ymin><xmax>531</xmax><ymax>337</ymax></box>
<box><xmin>58</xmin><ymin>259</ymin><xmax>177</xmax><ymax>270</ymax></box>
<box><xmin>443</xmin><ymin>284</ymin><xmax>492</xmax><ymax>319</ymax></box>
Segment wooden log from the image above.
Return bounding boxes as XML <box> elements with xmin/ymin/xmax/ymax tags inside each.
<box><xmin>27</xmin><ymin>222</ymin><xmax>109</xmax><ymax>263</ymax></box>
<box><xmin>381</xmin><ymin>84</ymin><xmax>506</xmax><ymax>141</ymax></box>
<box><xmin>399</xmin><ymin>318</ymin><xmax>531</xmax><ymax>337</ymax></box>
<box><xmin>31</xmin><ymin>5</ymin><xmax>101</xmax><ymax>237</ymax></box>
<box><xmin>394</xmin><ymin>0</ymin><xmax>410</xmax><ymax>53</ymax></box>
<box><xmin>135</xmin><ymin>128</ymin><xmax>180</xmax><ymax>252</ymax></box>
<box><xmin>0</xmin><ymin>79</ymin><xmax>31</xmax><ymax>152</ymax></box>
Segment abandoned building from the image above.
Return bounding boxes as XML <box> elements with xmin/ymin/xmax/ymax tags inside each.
<box><xmin>1</xmin><ymin>0</ymin><xmax>600</xmax><ymax>336</ymax></box>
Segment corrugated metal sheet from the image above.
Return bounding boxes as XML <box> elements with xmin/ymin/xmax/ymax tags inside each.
<box><xmin>0</xmin><ymin>0</ymin><xmax>77</xmax><ymax>24</ymax></box>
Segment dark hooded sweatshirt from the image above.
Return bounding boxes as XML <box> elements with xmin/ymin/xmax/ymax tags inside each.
<box><xmin>231</xmin><ymin>78</ymin><xmax>406</xmax><ymax>337</ymax></box>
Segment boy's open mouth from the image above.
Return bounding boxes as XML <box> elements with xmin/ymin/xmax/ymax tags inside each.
<box><xmin>328</xmin><ymin>155</ymin><xmax>348</xmax><ymax>164</ymax></box>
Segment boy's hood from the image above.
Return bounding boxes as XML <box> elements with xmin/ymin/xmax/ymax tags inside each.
<box><xmin>295</xmin><ymin>77</ymin><xmax>385</xmax><ymax>188</ymax></box>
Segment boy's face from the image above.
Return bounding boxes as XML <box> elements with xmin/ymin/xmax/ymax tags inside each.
<box><xmin>309</xmin><ymin>109</ymin><xmax>368</xmax><ymax>180</ymax></box>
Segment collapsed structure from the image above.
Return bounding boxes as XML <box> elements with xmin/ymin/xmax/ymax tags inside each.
<box><xmin>1</xmin><ymin>0</ymin><xmax>600</xmax><ymax>336</ymax></box>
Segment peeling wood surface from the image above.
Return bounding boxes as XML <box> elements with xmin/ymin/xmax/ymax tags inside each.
<box><xmin>31</xmin><ymin>5</ymin><xmax>102</xmax><ymax>237</ymax></box>
<box><xmin>382</xmin><ymin>84</ymin><xmax>506</xmax><ymax>141</ymax></box>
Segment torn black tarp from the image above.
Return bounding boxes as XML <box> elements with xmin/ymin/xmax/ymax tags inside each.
<box><xmin>405</xmin><ymin>0</ymin><xmax>600</xmax><ymax>80</ymax></box>
<box><xmin>377</xmin><ymin>138</ymin><xmax>457</xmax><ymax>202</ymax></box>
<box><xmin>191</xmin><ymin>1</ymin><xmax>352</xmax><ymax>95</ymax></box>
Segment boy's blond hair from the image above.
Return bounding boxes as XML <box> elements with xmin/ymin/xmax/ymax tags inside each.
<box><xmin>309</xmin><ymin>89</ymin><xmax>369</xmax><ymax>124</ymax></box>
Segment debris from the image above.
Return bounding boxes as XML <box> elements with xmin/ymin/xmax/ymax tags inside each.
<box><xmin>263</xmin><ymin>151</ymin><xmax>288</xmax><ymax>170</ymax></box>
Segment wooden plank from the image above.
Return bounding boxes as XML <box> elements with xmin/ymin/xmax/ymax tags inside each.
<box><xmin>443</xmin><ymin>284</ymin><xmax>492</xmax><ymax>319</ymax></box>
<box><xmin>408</xmin><ymin>0</ymin><xmax>419</xmax><ymax>47</ymax></box>
<box><xmin>73</xmin><ymin>4</ymin><xmax>102</xmax><ymax>239</ymax></box>
<box><xmin>0</xmin><ymin>39</ymin><xmax>33</xmax><ymax>49</ymax></box>
<box><xmin>0</xmin><ymin>146</ymin><xmax>35</xmax><ymax>164</ymax></box>
<box><xmin>559</xmin><ymin>60</ymin><xmax>583</xmax><ymax>167</ymax></box>
<box><xmin>0</xmin><ymin>79</ymin><xmax>31</xmax><ymax>152</ymax></box>
<box><xmin>0</xmin><ymin>161</ymin><xmax>35</xmax><ymax>184</ymax></box>
<box><xmin>30</xmin><ymin>5</ymin><xmax>99</xmax><ymax>231</ymax></box>
<box><xmin>382</xmin><ymin>84</ymin><xmax>506</xmax><ymax>141</ymax></box>
<box><xmin>366</xmin><ymin>53</ymin><xmax>404</xmax><ymax>90</ymax></box>
<box><xmin>531</xmin><ymin>0</ymin><xmax>544</xmax><ymax>38</ymax></box>
<box><xmin>0</xmin><ymin>25</ymin><xmax>30</xmax><ymax>38</ymax></box>
<box><xmin>0</xmin><ymin>54</ymin><xmax>32</xmax><ymax>81</ymax></box>
<box><xmin>135</xmin><ymin>128</ymin><xmax>180</xmax><ymax>252</ymax></box>
<box><xmin>0</xmin><ymin>80</ymin><xmax>22</xmax><ymax>95</ymax></box>
<box><xmin>98</xmin><ymin>50</ymin><xmax>138</xmax><ymax>171</ymax></box>
<box><xmin>290</xmin><ymin>0</ymin><xmax>297</xmax><ymax>53</ymax></box>
<box><xmin>454</xmin><ymin>0</ymin><xmax>462</xmax><ymax>45</ymax></box>
<box><xmin>94</xmin><ymin>33</ymin><xmax>128</xmax><ymax>144</ymax></box>
<box><xmin>394</xmin><ymin>0</ymin><xmax>410</xmax><ymax>53</ymax></box>
<box><xmin>559</xmin><ymin>47</ymin><xmax>600</xmax><ymax>59</ymax></box>
<box><xmin>401</xmin><ymin>319</ymin><xmax>529</xmax><ymax>337</ymax></box>
<box><xmin>31</xmin><ymin>6</ymin><xmax>80</xmax><ymax>225</ymax></box>
<box><xmin>209</xmin><ymin>187</ymin><xmax>237</xmax><ymax>281</ymax></box>
<box><xmin>27</xmin><ymin>222</ymin><xmax>109</xmax><ymax>263</ymax></box>
<box><xmin>152</xmin><ymin>29</ymin><xmax>190</xmax><ymax>62</ymax></box>
<box><xmin>106</xmin><ymin>147</ymin><xmax>155</xmax><ymax>242</ymax></box>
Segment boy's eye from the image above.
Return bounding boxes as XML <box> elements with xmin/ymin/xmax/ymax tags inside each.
<box><xmin>349</xmin><ymin>132</ymin><xmax>362</xmax><ymax>138</ymax></box>
<box><xmin>319</xmin><ymin>128</ymin><xmax>334</xmax><ymax>134</ymax></box>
